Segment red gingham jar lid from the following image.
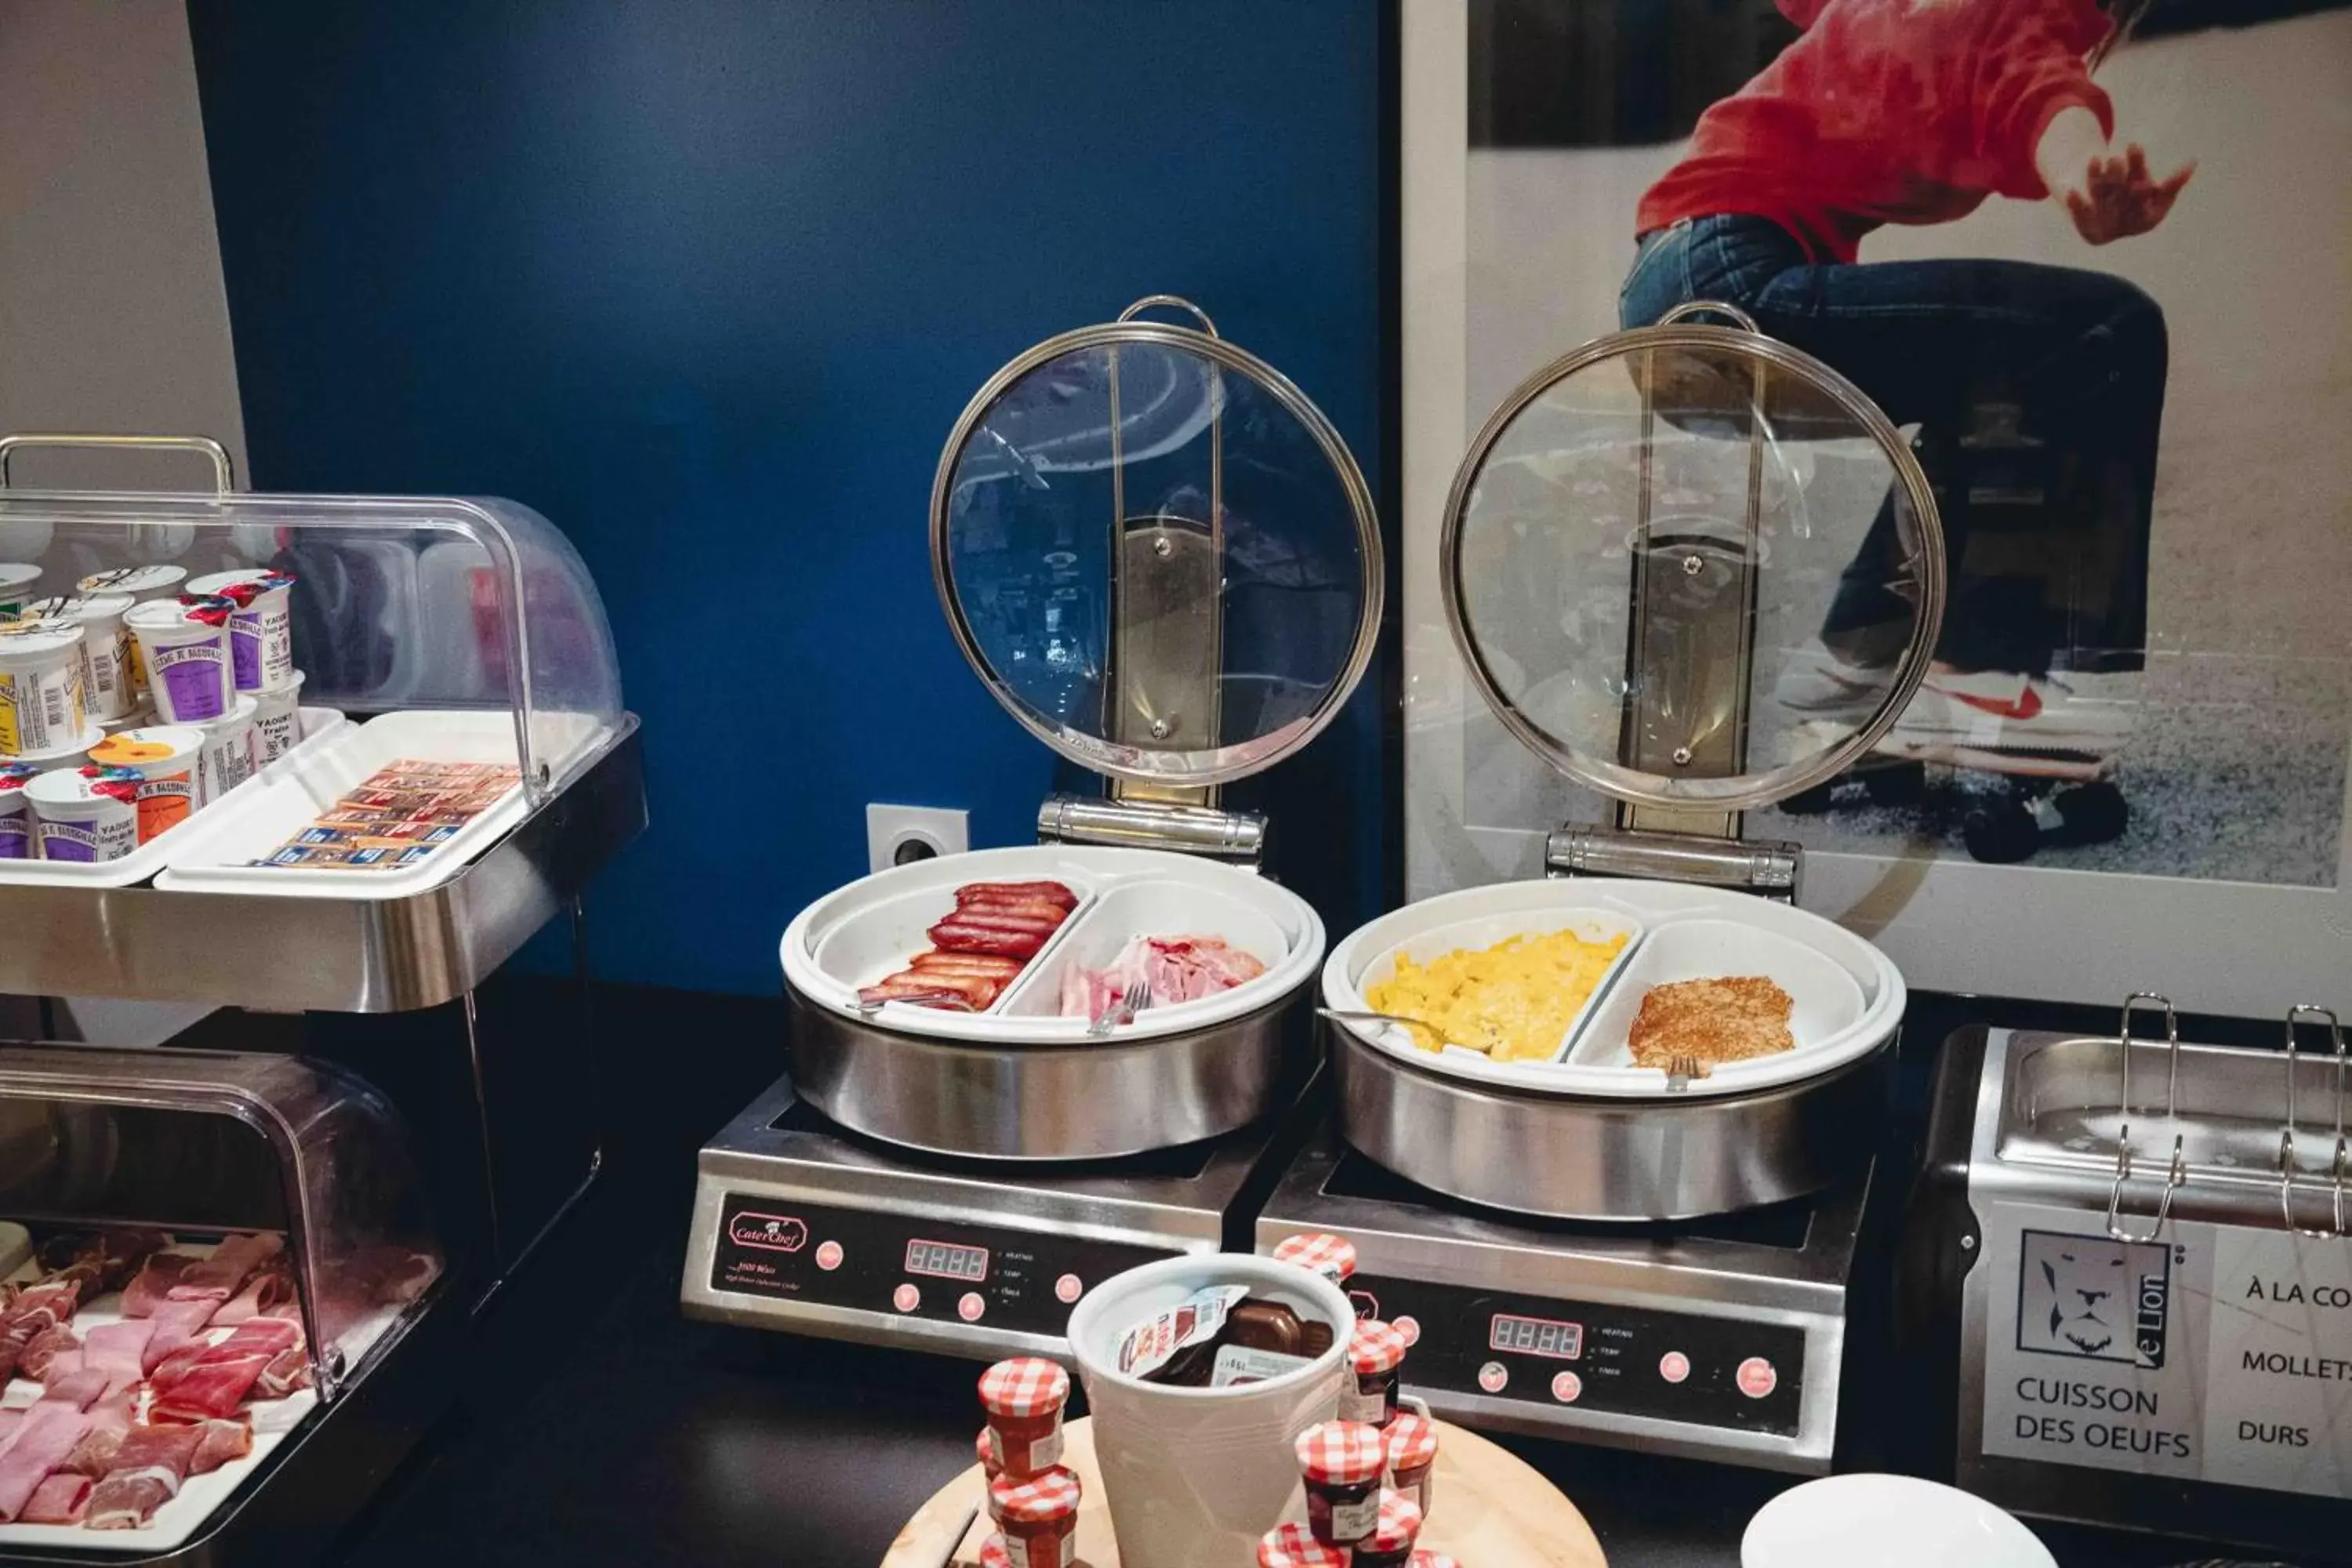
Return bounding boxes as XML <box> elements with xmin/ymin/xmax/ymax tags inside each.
<box><xmin>1349</xmin><ymin>1319</ymin><xmax>1410</xmax><ymax>1374</ymax></box>
<box><xmin>1271</xmin><ymin>1231</ymin><xmax>1358</xmax><ymax>1283</ymax></box>
<box><xmin>1293</xmin><ymin>1420</ymin><xmax>1386</xmax><ymax>1485</ymax></box>
<box><xmin>1410</xmin><ymin>1554</ymin><xmax>1460</xmax><ymax>1568</ymax></box>
<box><xmin>979</xmin><ymin>1536</ymin><xmax>1012</xmax><ymax>1568</ymax></box>
<box><xmin>989</xmin><ymin>1465</ymin><xmax>1083</xmax><ymax>1524</ymax></box>
<box><xmin>1258</xmin><ymin>1521</ymin><xmax>1348</xmax><ymax>1567</ymax></box>
<box><xmin>978</xmin><ymin>1356</ymin><xmax>1071</xmax><ymax>1419</ymax></box>
<box><xmin>1367</xmin><ymin>1490</ymin><xmax>1425</xmax><ymax>1551</ymax></box>
<box><xmin>1385</xmin><ymin>1411</ymin><xmax>1439</xmax><ymax>1471</ymax></box>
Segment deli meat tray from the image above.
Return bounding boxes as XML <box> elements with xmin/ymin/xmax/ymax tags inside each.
<box><xmin>0</xmin><ymin>710</ymin><xmax>347</xmax><ymax>890</ymax></box>
<box><xmin>780</xmin><ymin>844</ymin><xmax>1325</xmax><ymax>1044</ymax></box>
<box><xmin>0</xmin><ymin>1230</ymin><xmax>432</xmax><ymax>1553</ymax></box>
<box><xmin>153</xmin><ymin>708</ymin><xmax>612</xmax><ymax>900</ymax></box>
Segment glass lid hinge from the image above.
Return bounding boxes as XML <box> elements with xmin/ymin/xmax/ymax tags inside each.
<box><xmin>1544</xmin><ymin>825</ymin><xmax>1801</xmax><ymax>903</ymax></box>
<box><xmin>1036</xmin><ymin>793</ymin><xmax>1266</xmax><ymax>869</ymax></box>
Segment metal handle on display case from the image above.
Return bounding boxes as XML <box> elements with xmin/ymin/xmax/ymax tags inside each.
<box><xmin>2278</xmin><ymin>1004</ymin><xmax>2348</xmax><ymax>1236</ymax></box>
<box><xmin>2106</xmin><ymin>993</ymin><xmax>2186</xmax><ymax>1243</ymax></box>
<box><xmin>0</xmin><ymin>433</ymin><xmax>238</xmax><ymax>493</ymax></box>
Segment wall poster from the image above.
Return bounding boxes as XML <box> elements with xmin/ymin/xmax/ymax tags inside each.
<box><xmin>1401</xmin><ymin>0</ymin><xmax>2352</xmax><ymax>1012</ymax></box>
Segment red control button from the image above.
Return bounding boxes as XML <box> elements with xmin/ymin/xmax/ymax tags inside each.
<box><xmin>892</xmin><ymin>1283</ymin><xmax>920</xmax><ymax>1314</ymax></box>
<box><xmin>1055</xmin><ymin>1274</ymin><xmax>1083</xmax><ymax>1305</ymax></box>
<box><xmin>1393</xmin><ymin>1315</ymin><xmax>1422</xmax><ymax>1347</ymax></box>
<box><xmin>814</xmin><ymin>1240</ymin><xmax>844</xmax><ymax>1272</ymax></box>
<box><xmin>1737</xmin><ymin>1356</ymin><xmax>1777</xmax><ymax>1399</ymax></box>
<box><xmin>1478</xmin><ymin>1361</ymin><xmax>1509</xmax><ymax>1394</ymax></box>
<box><xmin>959</xmin><ymin>1292</ymin><xmax>986</xmax><ymax>1323</ymax></box>
<box><xmin>1658</xmin><ymin>1352</ymin><xmax>1691</xmax><ymax>1384</ymax></box>
<box><xmin>1552</xmin><ymin>1370</ymin><xmax>1583</xmax><ymax>1403</ymax></box>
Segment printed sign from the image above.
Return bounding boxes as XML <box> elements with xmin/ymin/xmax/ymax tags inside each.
<box><xmin>1980</xmin><ymin>1201</ymin><xmax>2352</xmax><ymax>1496</ymax></box>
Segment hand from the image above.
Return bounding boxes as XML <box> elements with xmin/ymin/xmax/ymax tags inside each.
<box><xmin>2063</xmin><ymin>144</ymin><xmax>2194</xmax><ymax>245</ymax></box>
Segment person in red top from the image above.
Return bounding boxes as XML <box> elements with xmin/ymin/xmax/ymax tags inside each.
<box><xmin>1620</xmin><ymin>0</ymin><xmax>2190</xmax><ymax>764</ymax></box>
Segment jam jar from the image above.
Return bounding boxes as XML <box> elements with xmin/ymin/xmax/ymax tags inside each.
<box><xmin>1384</xmin><ymin>1411</ymin><xmax>1439</xmax><ymax>1513</ymax></box>
<box><xmin>1255</xmin><ymin>1521</ymin><xmax>1347</xmax><ymax>1568</ymax></box>
<box><xmin>1341</xmin><ymin>1319</ymin><xmax>1410</xmax><ymax>1427</ymax></box>
<box><xmin>1294</xmin><ymin>1420</ymin><xmax>1387</xmax><ymax>1545</ymax></box>
<box><xmin>987</xmin><ymin>1466</ymin><xmax>1083</xmax><ymax>1568</ymax></box>
<box><xmin>1410</xmin><ymin>1553</ymin><xmax>1460</xmax><ymax>1568</ymax></box>
<box><xmin>979</xmin><ymin>1537</ymin><xmax>1011</xmax><ymax>1568</ymax></box>
<box><xmin>978</xmin><ymin>1357</ymin><xmax>1070</xmax><ymax>1479</ymax></box>
<box><xmin>1272</xmin><ymin>1231</ymin><xmax>1359</xmax><ymax>1286</ymax></box>
<box><xmin>1350</xmin><ymin>1490</ymin><xmax>1425</xmax><ymax>1568</ymax></box>
<box><xmin>977</xmin><ymin>1427</ymin><xmax>1003</xmax><ymax>1485</ymax></box>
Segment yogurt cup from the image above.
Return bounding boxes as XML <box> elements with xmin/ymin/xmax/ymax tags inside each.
<box><xmin>76</xmin><ymin>564</ymin><xmax>187</xmax><ymax>604</ymax></box>
<box><xmin>191</xmin><ymin>696</ymin><xmax>258</xmax><ymax>804</ymax></box>
<box><xmin>19</xmin><ymin>593</ymin><xmax>136</xmax><ymax>722</ymax></box>
<box><xmin>124</xmin><ymin>597</ymin><xmax>234</xmax><ymax>724</ymax></box>
<box><xmin>0</xmin><ymin>762</ymin><xmax>34</xmax><ymax>859</ymax></box>
<box><xmin>0</xmin><ymin>564</ymin><xmax>39</xmax><ymax>618</ymax></box>
<box><xmin>0</xmin><ymin>619</ymin><xmax>89</xmax><ymax>757</ymax></box>
<box><xmin>187</xmin><ymin>569</ymin><xmax>298</xmax><ymax>692</ymax></box>
<box><xmin>25</xmin><ymin>766</ymin><xmax>140</xmax><ymax>862</ymax></box>
<box><xmin>248</xmin><ymin>671</ymin><xmax>305</xmax><ymax>765</ymax></box>
<box><xmin>87</xmin><ymin>725</ymin><xmax>205</xmax><ymax>841</ymax></box>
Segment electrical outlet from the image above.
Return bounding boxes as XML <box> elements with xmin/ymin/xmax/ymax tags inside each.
<box><xmin>866</xmin><ymin>804</ymin><xmax>969</xmax><ymax>874</ymax></box>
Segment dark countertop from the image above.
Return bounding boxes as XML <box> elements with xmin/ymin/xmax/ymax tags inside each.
<box><xmin>317</xmin><ymin>1151</ymin><xmax>2285</xmax><ymax>1568</ymax></box>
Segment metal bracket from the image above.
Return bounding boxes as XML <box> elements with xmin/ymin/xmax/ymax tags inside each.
<box><xmin>1036</xmin><ymin>793</ymin><xmax>1265</xmax><ymax>869</ymax></box>
<box><xmin>1544</xmin><ymin>824</ymin><xmax>1800</xmax><ymax>902</ymax></box>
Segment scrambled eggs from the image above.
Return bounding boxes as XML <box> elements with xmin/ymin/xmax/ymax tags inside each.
<box><xmin>1366</xmin><ymin>928</ymin><xmax>1629</xmax><ymax>1062</ymax></box>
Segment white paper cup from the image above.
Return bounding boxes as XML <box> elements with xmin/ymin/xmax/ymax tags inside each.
<box><xmin>1066</xmin><ymin>1254</ymin><xmax>1352</xmax><ymax>1568</ymax></box>
<box><xmin>25</xmin><ymin>767</ymin><xmax>138</xmax><ymax>862</ymax></box>
<box><xmin>124</xmin><ymin>598</ymin><xmax>234</xmax><ymax>724</ymax></box>
<box><xmin>187</xmin><ymin>569</ymin><xmax>297</xmax><ymax>692</ymax></box>
<box><xmin>0</xmin><ymin>619</ymin><xmax>89</xmax><ymax>758</ymax></box>
<box><xmin>0</xmin><ymin>564</ymin><xmax>40</xmax><ymax>618</ymax></box>
<box><xmin>0</xmin><ymin>764</ymin><xmax>34</xmax><ymax>860</ymax></box>
<box><xmin>87</xmin><ymin>725</ymin><xmax>205</xmax><ymax>840</ymax></box>
<box><xmin>20</xmin><ymin>593</ymin><xmax>136</xmax><ymax>723</ymax></box>
<box><xmin>76</xmin><ymin>564</ymin><xmax>187</xmax><ymax>604</ymax></box>
<box><xmin>249</xmin><ymin>671</ymin><xmax>305</xmax><ymax>765</ymax></box>
<box><xmin>191</xmin><ymin>696</ymin><xmax>257</xmax><ymax>805</ymax></box>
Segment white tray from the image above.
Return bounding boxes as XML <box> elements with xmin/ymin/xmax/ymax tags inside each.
<box><xmin>152</xmin><ymin>709</ymin><xmax>608</xmax><ymax>900</ymax></box>
<box><xmin>782</xmin><ymin>844</ymin><xmax>1325</xmax><ymax>1046</ymax></box>
<box><xmin>0</xmin><ymin>710</ymin><xmax>350</xmax><ymax>889</ymax></box>
<box><xmin>0</xmin><ymin>1235</ymin><xmax>384</xmax><ymax>1554</ymax></box>
<box><xmin>1323</xmin><ymin>879</ymin><xmax>1904</xmax><ymax>1100</ymax></box>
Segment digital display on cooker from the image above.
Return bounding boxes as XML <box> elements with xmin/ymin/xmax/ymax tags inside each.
<box><xmin>904</xmin><ymin>1239</ymin><xmax>989</xmax><ymax>1282</ymax></box>
<box><xmin>1489</xmin><ymin>1312</ymin><xmax>1582</xmax><ymax>1359</ymax></box>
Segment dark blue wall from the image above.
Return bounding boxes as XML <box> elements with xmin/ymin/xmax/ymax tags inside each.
<box><xmin>187</xmin><ymin>1</ymin><xmax>1389</xmax><ymax>995</ymax></box>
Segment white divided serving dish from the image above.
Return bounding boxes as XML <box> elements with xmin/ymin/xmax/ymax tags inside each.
<box><xmin>152</xmin><ymin>709</ymin><xmax>610</xmax><ymax>900</ymax></box>
<box><xmin>1323</xmin><ymin>878</ymin><xmax>1903</xmax><ymax>1100</ymax></box>
<box><xmin>782</xmin><ymin>844</ymin><xmax>1323</xmax><ymax>1047</ymax></box>
<box><xmin>0</xmin><ymin>710</ymin><xmax>350</xmax><ymax>890</ymax></box>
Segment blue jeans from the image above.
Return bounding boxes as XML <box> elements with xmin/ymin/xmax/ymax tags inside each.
<box><xmin>1620</xmin><ymin>214</ymin><xmax>2165</xmax><ymax>674</ymax></box>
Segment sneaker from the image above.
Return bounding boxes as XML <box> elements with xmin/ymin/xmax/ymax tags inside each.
<box><xmin>1773</xmin><ymin>643</ymin><xmax>1896</xmax><ymax>725</ymax></box>
<box><xmin>1881</xmin><ymin>670</ymin><xmax>2132</xmax><ymax>773</ymax></box>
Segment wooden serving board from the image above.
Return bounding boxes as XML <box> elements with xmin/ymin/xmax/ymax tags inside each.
<box><xmin>883</xmin><ymin>1416</ymin><xmax>1606</xmax><ymax>1568</ymax></box>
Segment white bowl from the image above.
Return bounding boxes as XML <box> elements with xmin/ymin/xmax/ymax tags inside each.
<box><xmin>1742</xmin><ymin>1475</ymin><xmax>2056</xmax><ymax>1568</ymax></box>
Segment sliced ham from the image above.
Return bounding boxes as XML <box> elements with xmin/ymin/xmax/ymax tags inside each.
<box><xmin>252</xmin><ymin>1346</ymin><xmax>312</xmax><ymax>1400</ymax></box>
<box><xmin>0</xmin><ymin>1403</ymin><xmax>92</xmax><ymax>1519</ymax></box>
<box><xmin>209</xmin><ymin>1265</ymin><xmax>294</xmax><ymax>1327</ymax></box>
<box><xmin>165</xmin><ymin>1233</ymin><xmax>284</xmax><ymax>1304</ymax></box>
<box><xmin>140</xmin><ymin>1298</ymin><xmax>220</xmax><ymax>1377</ymax></box>
<box><xmin>150</xmin><ymin>1355</ymin><xmax>272</xmax><ymax>1425</ymax></box>
<box><xmin>85</xmin><ymin>1423</ymin><xmax>203</xmax><ymax>1530</ymax></box>
<box><xmin>82</xmin><ymin>1321</ymin><xmax>157</xmax><ymax>1394</ymax></box>
<box><xmin>18</xmin><ymin>1325</ymin><xmax>79</xmax><ymax>1381</ymax></box>
<box><xmin>187</xmin><ymin>1417</ymin><xmax>252</xmax><ymax>1476</ymax></box>
<box><xmin>38</xmin><ymin>1370</ymin><xmax>107</xmax><ymax>1413</ymax></box>
<box><xmin>120</xmin><ymin>1254</ymin><xmax>201</xmax><ymax>1319</ymax></box>
<box><xmin>21</xmin><ymin>1470</ymin><xmax>90</xmax><ymax>1524</ymax></box>
<box><xmin>62</xmin><ymin>1392</ymin><xmax>134</xmax><ymax>1479</ymax></box>
<box><xmin>1056</xmin><ymin>934</ymin><xmax>1268</xmax><ymax>1019</ymax></box>
<box><xmin>152</xmin><ymin>1317</ymin><xmax>302</xmax><ymax>1390</ymax></box>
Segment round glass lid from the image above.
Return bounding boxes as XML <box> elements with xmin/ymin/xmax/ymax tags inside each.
<box><xmin>1442</xmin><ymin>309</ymin><xmax>1946</xmax><ymax>813</ymax></box>
<box><xmin>932</xmin><ymin>301</ymin><xmax>1382</xmax><ymax>786</ymax></box>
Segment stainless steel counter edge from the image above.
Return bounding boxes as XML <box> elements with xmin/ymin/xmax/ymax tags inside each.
<box><xmin>0</xmin><ymin>717</ymin><xmax>644</xmax><ymax>1012</ymax></box>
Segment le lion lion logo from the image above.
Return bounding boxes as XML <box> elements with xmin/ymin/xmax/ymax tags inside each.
<box><xmin>2016</xmin><ymin>1229</ymin><xmax>2169</xmax><ymax>1370</ymax></box>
